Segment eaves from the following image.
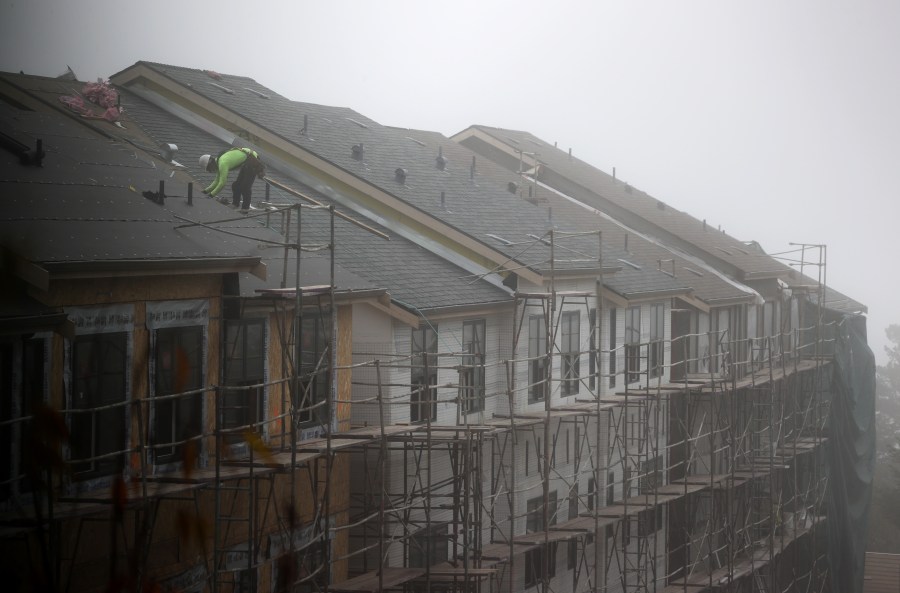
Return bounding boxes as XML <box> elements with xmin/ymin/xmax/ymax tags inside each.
<box><xmin>17</xmin><ymin>256</ymin><xmax>266</xmax><ymax>291</ymax></box>
<box><xmin>251</xmin><ymin>287</ymin><xmax>422</xmax><ymax>328</ymax></box>
<box><xmin>410</xmin><ymin>298</ymin><xmax>515</xmax><ymax>322</ymax></box>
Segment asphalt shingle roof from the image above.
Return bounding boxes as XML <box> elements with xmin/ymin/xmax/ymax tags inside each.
<box><xmin>110</xmin><ymin>62</ymin><xmax>700</xmax><ymax>302</ymax></box>
<box><xmin>122</xmin><ymin>62</ymin><xmax>648</xmax><ymax>277</ymax></box>
<box><xmin>108</xmin><ymin>76</ymin><xmax>511</xmax><ymax>310</ymax></box>
<box><xmin>0</xmin><ymin>105</ymin><xmax>281</xmax><ymax>267</ymax></box>
<box><xmin>463</xmin><ymin>126</ymin><xmax>797</xmax><ymax>280</ymax></box>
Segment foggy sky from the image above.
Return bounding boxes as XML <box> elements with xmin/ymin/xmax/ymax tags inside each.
<box><xmin>1</xmin><ymin>0</ymin><xmax>897</xmax><ymax>362</ymax></box>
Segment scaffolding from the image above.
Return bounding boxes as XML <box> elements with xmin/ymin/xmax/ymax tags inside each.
<box><xmin>0</xmin><ymin>212</ymin><xmax>841</xmax><ymax>593</ymax></box>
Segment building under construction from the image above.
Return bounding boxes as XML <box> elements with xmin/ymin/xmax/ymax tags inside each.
<box><xmin>0</xmin><ymin>64</ymin><xmax>874</xmax><ymax>593</ymax></box>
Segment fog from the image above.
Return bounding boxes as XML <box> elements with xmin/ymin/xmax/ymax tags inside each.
<box><xmin>2</xmin><ymin>0</ymin><xmax>897</xmax><ymax>361</ymax></box>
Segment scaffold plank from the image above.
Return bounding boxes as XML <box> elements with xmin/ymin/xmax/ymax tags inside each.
<box><xmin>330</xmin><ymin>567</ymin><xmax>425</xmax><ymax>592</ymax></box>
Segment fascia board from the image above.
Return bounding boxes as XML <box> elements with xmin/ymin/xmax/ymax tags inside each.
<box><xmin>413</xmin><ymin>300</ymin><xmax>515</xmax><ymax>322</ymax></box>
<box><xmin>675</xmin><ymin>294</ymin><xmax>711</xmax><ymax>314</ymax></box>
<box><xmin>40</xmin><ymin>258</ymin><xmax>266</xmax><ymax>281</ymax></box>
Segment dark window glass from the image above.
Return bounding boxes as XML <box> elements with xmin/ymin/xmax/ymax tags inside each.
<box><xmin>411</xmin><ymin>325</ymin><xmax>438</xmax><ymax>423</ymax></box>
<box><xmin>153</xmin><ymin>326</ymin><xmax>203</xmax><ymax>464</ymax></box>
<box><xmin>609</xmin><ymin>308</ymin><xmax>617</xmax><ymax>388</ymax></box>
<box><xmin>528</xmin><ymin>316</ymin><xmax>547</xmax><ymax>403</ymax></box>
<box><xmin>460</xmin><ymin>320</ymin><xmax>485</xmax><ymax>413</ymax></box>
<box><xmin>649</xmin><ymin>304</ymin><xmax>665</xmax><ymax>379</ymax></box>
<box><xmin>560</xmin><ymin>311</ymin><xmax>580</xmax><ymax>395</ymax></box>
<box><xmin>625</xmin><ymin>307</ymin><xmax>641</xmax><ymax>383</ymax></box>
<box><xmin>525</xmin><ymin>492</ymin><xmax>558</xmax><ymax>587</ymax></box>
<box><xmin>71</xmin><ymin>332</ymin><xmax>128</xmax><ymax>479</ymax></box>
<box><xmin>222</xmin><ymin>319</ymin><xmax>266</xmax><ymax>442</ymax></box>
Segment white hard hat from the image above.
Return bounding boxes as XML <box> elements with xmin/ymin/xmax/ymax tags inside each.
<box><xmin>199</xmin><ymin>154</ymin><xmax>211</xmax><ymax>171</ymax></box>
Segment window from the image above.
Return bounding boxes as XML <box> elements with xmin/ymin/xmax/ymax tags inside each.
<box><xmin>710</xmin><ymin>307</ymin><xmax>731</xmax><ymax>374</ymax></box>
<box><xmin>569</xmin><ymin>483</ymin><xmax>579</xmax><ymax>520</ymax></box>
<box><xmin>409</xmin><ymin>524</ymin><xmax>448</xmax><ymax>568</ymax></box>
<box><xmin>589</xmin><ymin>309</ymin><xmax>597</xmax><ymax>390</ymax></box>
<box><xmin>637</xmin><ymin>507</ymin><xmax>664</xmax><ymax>537</ymax></box>
<box><xmin>525</xmin><ymin>492</ymin><xmax>558</xmax><ymax>588</ymax></box>
<box><xmin>411</xmin><ymin>325</ymin><xmax>438</xmax><ymax>423</ymax></box>
<box><xmin>1</xmin><ymin>336</ymin><xmax>46</xmax><ymax>499</ymax></box>
<box><xmin>71</xmin><ymin>332</ymin><xmax>128</xmax><ymax>479</ymax></box>
<box><xmin>560</xmin><ymin>311</ymin><xmax>580</xmax><ymax>395</ymax></box>
<box><xmin>460</xmin><ymin>320</ymin><xmax>485</xmax><ymax>414</ymax></box>
<box><xmin>568</xmin><ymin>483</ymin><xmax>579</xmax><ymax>570</ymax></box>
<box><xmin>640</xmin><ymin>457</ymin><xmax>661</xmax><ymax>494</ymax></box>
<box><xmin>299</xmin><ymin>314</ymin><xmax>330</xmax><ymax>425</ymax></box>
<box><xmin>625</xmin><ymin>307</ymin><xmax>641</xmax><ymax>384</ymax></box>
<box><xmin>528</xmin><ymin>316</ymin><xmax>548</xmax><ymax>403</ymax></box>
<box><xmin>609</xmin><ymin>308</ymin><xmax>617</xmax><ymax>388</ymax></box>
<box><xmin>649</xmin><ymin>304</ymin><xmax>664</xmax><ymax>379</ymax></box>
<box><xmin>223</xmin><ymin>319</ymin><xmax>266</xmax><ymax>441</ymax></box>
<box><xmin>153</xmin><ymin>326</ymin><xmax>203</xmax><ymax>464</ymax></box>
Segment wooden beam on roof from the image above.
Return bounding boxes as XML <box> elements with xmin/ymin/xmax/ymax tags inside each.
<box><xmin>600</xmin><ymin>287</ymin><xmax>629</xmax><ymax>308</ymax></box>
<box><xmin>362</xmin><ymin>298</ymin><xmax>420</xmax><ymax>328</ymax></box>
<box><xmin>14</xmin><ymin>258</ymin><xmax>50</xmax><ymax>292</ymax></box>
<box><xmin>676</xmin><ymin>293</ymin><xmax>711</xmax><ymax>314</ymax></box>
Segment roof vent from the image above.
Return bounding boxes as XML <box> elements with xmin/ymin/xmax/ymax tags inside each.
<box><xmin>351</xmin><ymin>143</ymin><xmax>364</xmax><ymax>160</ymax></box>
<box><xmin>160</xmin><ymin>143</ymin><xmax>178</xmax><ymax>161</ymax></box>
<box><xmin>346</xmin><ymin>117</ymin><xmax>369</xmax><ymax>129</ymax></box>
<box><xmin>244</xmin><ymin>87</ymin><xmax>270</xmax><ymax>99</ymax></box>
<box><xmin>470</xmin><ymin>156</ymin><xmax>476</xmax><ymax>180</ymax></box>
<box><xmin>300</xmin><ymin>114</ymin><xmax>309</xmax><ymax>136</ymax></box>
<box><xmin>208</xmin><ymin>82</ymin><xmax>234</xmax><ymax>95</ymax></box>
<box><xmin>507</xmin><ymin>181</ymin><xmax>519</xmax><ymax>194</ymax></box>
<box><xmin>436</xmin><ymin>147</ymin><xmax>447</xmax><ymax>170</ymax></box>
<box><xmin>395</xmin><ymin>168</ymin><xmax>407</xmax><ymax>183</ymax></box>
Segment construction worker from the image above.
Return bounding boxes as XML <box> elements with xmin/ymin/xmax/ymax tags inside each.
<box><xmin>199</xmin><ymin>147</ymin><xmax>265</xmax><ymax>213</ymax></box>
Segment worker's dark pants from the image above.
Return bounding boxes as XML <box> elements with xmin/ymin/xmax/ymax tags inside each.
<box><xmin>232</xmin><ymin>165</ymin><xmax>256</xmax><ymax>209</ymax></box>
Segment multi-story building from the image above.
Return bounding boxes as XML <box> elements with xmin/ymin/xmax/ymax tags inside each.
<box><xmin>0</xmin><ymin>63</ymin><xmax>873</xmax><ymax>593</ymax></box>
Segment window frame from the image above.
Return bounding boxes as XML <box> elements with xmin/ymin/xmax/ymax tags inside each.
<box><xmin>528</xmin><ymin>315</ymin><xmax>548</xmax><ymax>403</ymax></box>
<box><xmin>525</xmin><ymin>491</ymin><xmax>558</xmax><ymax>588</ymax></box>
<box><xmin>151</xmin><ymin>324</ymin><xmax>204</xmax><ymax>465</ymax></box>
<box><xmin>0</xmin><ymin>335</ymin><xmax>48</xmax><ymax>501</ymax></box>
<box><xmin>460</xmin><ymin>319</ymin><xmax>486</xmax><ymax>414</ymax></box>
<box><xmin>70</xmin><ymin>331</ymin><xmax>129</xmax><ymax>480</ymax></box>
<box><xmin>560</xmin><ymin>311</ymin><xmax>580</xmax><ymax>396</ymax></box>
<box><xmin>625</xmin><ymin>306</ymin><xmax>641</xmax><ymax>384</ymax></box>
<box><xmin>648</xmin><ymin>303</ymin><xmax>665</xmax><ymax>379</ymax></box>
<box><xmin>410</xmin><ymin>324</ymin><xmax>438</xmax><ymax>423</ymax></box>
<box><xmin>222</xmin><ymin>318</ymin><xmax>267</xmax><ymax>442</ymax></box>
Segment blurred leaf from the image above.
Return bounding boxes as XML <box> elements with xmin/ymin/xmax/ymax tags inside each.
<box><xmin>243</xmin><ymin>430</ymin><xmax>274</xmax><ymax>465</ymax></box>
<box><xmin>173</xmin><ymin>346</ymin><xmax>191</xmax><ymax>393</ymax></box>
<box><xmin>182</xmin><ymin>439</ymin><xmax>197</xmax><ymax>479</ymax></box>
<box><xmin>111</xmin><ymin>476</ymin><xmax>127</xmax><ymax>517</ymax></box>
<box><xmin>275</xmin><ymin>553</ymin><xmax>296</xmax><ymax>593</ymax></box>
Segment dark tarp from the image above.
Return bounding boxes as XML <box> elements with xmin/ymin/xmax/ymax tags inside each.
<box><xmin>827</xmin><ymin>312</ymin><xmax>875</xmax><ymax>593</ymax></box>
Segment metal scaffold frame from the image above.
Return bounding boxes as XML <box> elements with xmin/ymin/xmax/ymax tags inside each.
<box><xmin>1</xmin><ymin>205</ymin><xmax>839</xmax><ymax>593</ymax></box>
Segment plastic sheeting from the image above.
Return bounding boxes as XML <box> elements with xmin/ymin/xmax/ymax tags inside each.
<box><xmin>827</xmin><ymin>313</ymin><xmax>876</xmax><ymax>593</ymax></box>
